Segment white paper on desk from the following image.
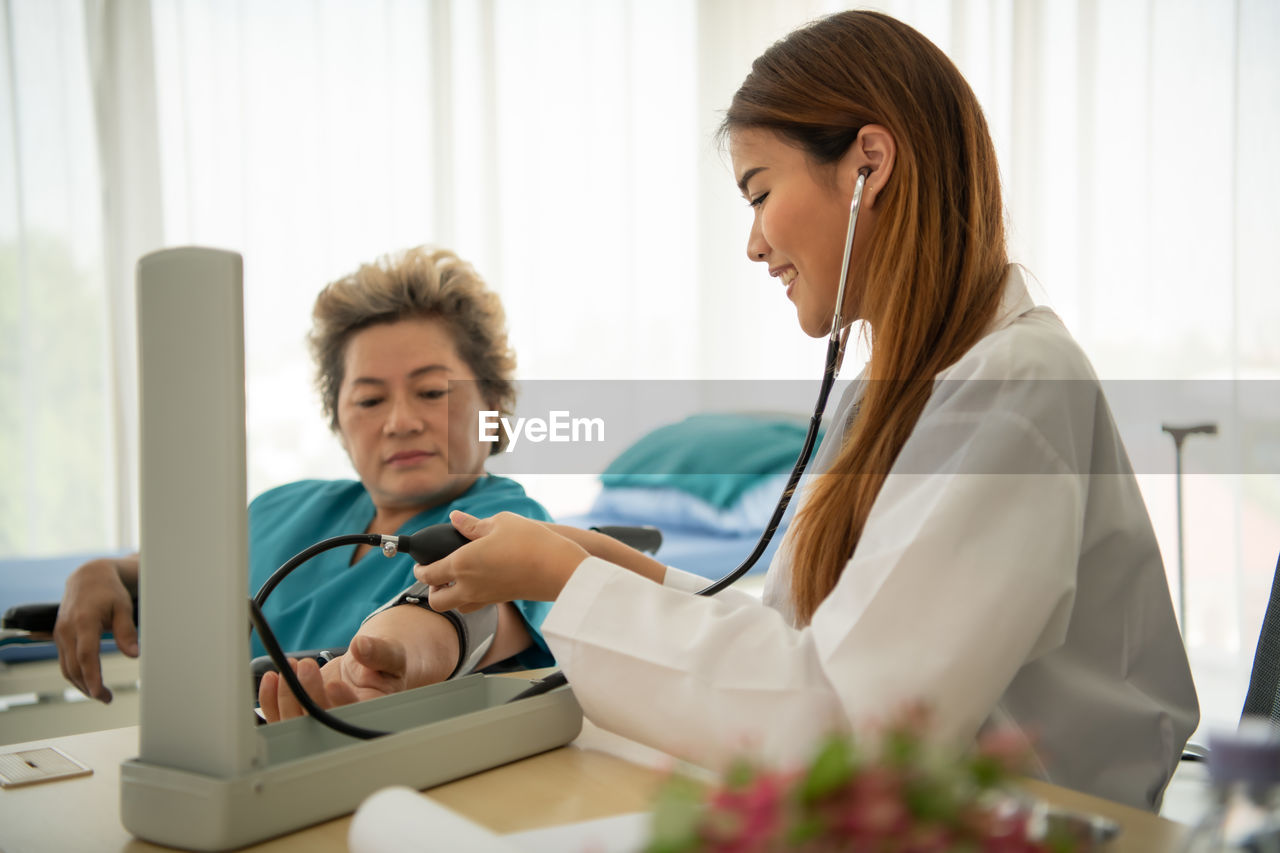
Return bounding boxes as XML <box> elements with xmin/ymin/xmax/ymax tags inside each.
<box><xmin>349</xmin><ymin>785</ymin><xmax>522</xmax><ymax>853</ymax></box>
<box><xmin>505</xmin><ymin>812</ymin><xmax>649</xmax><ymax>853</ymax></box>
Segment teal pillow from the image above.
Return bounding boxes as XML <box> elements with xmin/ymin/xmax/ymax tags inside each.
<box><xmin>600</xmin><ymin>413</ymin><xmax>817</xmax><ymax>509</ymax></box>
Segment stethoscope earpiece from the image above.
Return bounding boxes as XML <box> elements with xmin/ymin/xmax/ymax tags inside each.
<box><xmin>829</xmin><ymin>170</ymin><xmax>869</xmax><ymax>343</ymax></box>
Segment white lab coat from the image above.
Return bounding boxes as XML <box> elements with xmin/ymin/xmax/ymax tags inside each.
<box><xmin>541</xmin><ymin>266</ymin><xmax>1199</xmax><ymax>811</ymax></box>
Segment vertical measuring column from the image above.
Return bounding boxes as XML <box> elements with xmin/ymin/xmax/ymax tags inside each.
<box><xmin>136</xmin><ymin>247</ymin><xmax>256</xmax><ymax>777</ymax></box>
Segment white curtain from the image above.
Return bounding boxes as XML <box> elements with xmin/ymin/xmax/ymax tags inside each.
<box><xmin>3</xmin><ymin>0</ymin><xmax>1277</xmax><ymax>734</ymax></box>
<box><xmin>1</xmin><ymin>0</ymin><xmax>115</xmax><ymax>554</ymax></box>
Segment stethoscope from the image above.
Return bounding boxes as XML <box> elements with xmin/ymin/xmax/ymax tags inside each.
<box><xmin>697</xmin><ymin>166</ymin><xmax>869</xmax><ymax>595</ymax></box>
<box><xmin>252</xmin><ymin>168</ymin><xmax>872</xmax><ymax>732</ymax></box>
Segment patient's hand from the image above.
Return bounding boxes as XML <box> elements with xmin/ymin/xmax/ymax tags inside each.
<box><xmin>257</xmin><ymin>600</ymin><xmax>535</xmax><ymax>723</ymax></box>
<box><xmin>258</xmin><ymin>635</ymin><xmax>408</xmax><ymax>722</ymax></box>
<box><xmin>54</xmin><ymin>555</ymin><xmax>140</xmax><ymax>704</ymax></box>
<box><xmin>257</xmin><ymin>604</ymin><xmax>461</xmax><ymax>722</ymax></box>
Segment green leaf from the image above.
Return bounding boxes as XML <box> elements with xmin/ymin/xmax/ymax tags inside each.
<box><xmin>968</xmin><ymin>753</ymin><xmax>1009</xmax><ymax>789</ymax></box>
<box><xmin>799</xmin><ymin>737</ymin><xmax>855</xmax><ymax>802</ymax></box>
<box><xmin>644</xmin><ymin>777</ymin><xmax>705</xmax><ymax>853</ymax></box>
<box><xmin>902</xmin><ymin>776</ymin><xmax>959</xmax><ymax>824</ymax></box>
<box><xmin>786</xmin><ymin>814</ymin><xmax>826</xmax><ymax>845</ymax></box>
<box><xmin>882</xmin><ymin>727</ymin><xmax>922</xmax><ymax>767</ymax></box>
<box><xmin>724</xmin><ymin>757</ymin><xmax>757</xmax><ymax>790</ymax></box>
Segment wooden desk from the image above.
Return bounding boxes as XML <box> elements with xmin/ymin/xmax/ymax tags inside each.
<box><xmin>0</xmin><ymin>721</ymin><xmax>1189</xmax><ymax>852</ymax></box>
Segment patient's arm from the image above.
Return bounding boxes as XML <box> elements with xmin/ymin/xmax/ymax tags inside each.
<box><xmin>52</xmin><ymin>554</ymin><xmax>141</xmax><ymax>703</ymax></box>
<box><xmin>257</xmin><ymin>601</ymin><xmax>531</xmax><ymax>722</ymax></box>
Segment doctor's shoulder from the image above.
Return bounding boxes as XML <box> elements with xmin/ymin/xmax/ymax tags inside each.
<box><xmin>915</xmin><ymin>309</ymin><xmax>1112</xmax><ymax>467</ymax></box>
<box><xmin>945</xmin><ymin>305</ymin><xmax>1100</xmax><ymax>387</ymax></box>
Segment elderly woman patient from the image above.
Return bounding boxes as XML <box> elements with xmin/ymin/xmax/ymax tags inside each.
<box><xmin>51</xmin><ymin>246</ymin><xmax>554</xmax><ymax>716</ymax></box>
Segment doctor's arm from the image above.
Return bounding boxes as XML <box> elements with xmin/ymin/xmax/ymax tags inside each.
<box><xmin>539</xmin><ymin>521</ymin><xmax>668</xmax><ymax>583</ymax></box>
<box><xmin>467</xmin><ymin>405</ymin><xmax>1086</xmax><ymax>771</ymax></box>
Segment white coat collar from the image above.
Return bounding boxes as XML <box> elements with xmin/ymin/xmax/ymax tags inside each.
<box><xmin>988</xmin><ymin>264</ymin><xmax>1038</xmax><ymax>334</ymax></box>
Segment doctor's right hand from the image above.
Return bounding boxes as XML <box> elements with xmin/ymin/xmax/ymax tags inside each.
<box><xmin>53</xmin><ymin>556</ymin><xmax>140</xmax><ymax>703</ymax></box>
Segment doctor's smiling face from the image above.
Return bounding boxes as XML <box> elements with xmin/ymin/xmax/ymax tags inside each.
<box><xmin>730</xmin><ymin>126</ymin><xmax>890</xmax><ymax>337</ymax></box>
<box><xmin>335</xmin><ymin>316</ymin><xmax>490</xmax><ymax>518</ymax></box>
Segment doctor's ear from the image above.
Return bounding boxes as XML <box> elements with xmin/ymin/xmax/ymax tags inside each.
<box><xmin>839</xmin><ymin>124</ymin><xmax>896</xmax><ymax>205</ymax></box>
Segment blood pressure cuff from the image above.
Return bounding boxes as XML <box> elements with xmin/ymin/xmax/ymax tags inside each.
<box><xmin>363</xmin><ymin>583</ymin><xmax>497</xmax><ymax>680</ymax></box>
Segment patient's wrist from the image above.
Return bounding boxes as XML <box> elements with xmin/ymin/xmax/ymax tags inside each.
<box><xmin>358</xmin><ymin>605</ymin><xmax>459</xmax><ymax>684</ymax></box>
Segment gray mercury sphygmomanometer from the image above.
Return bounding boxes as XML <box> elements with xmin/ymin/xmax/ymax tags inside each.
<box><xmin>260</xmin><ymin>167</ymin><xmax>872</xmax><ymax>734</ymax></box>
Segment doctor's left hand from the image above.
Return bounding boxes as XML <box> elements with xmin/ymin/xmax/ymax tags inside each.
<box><xmin>417</xmin><ymin>510</ymin><xmax>589</xmax><ymax>611</ymax></box>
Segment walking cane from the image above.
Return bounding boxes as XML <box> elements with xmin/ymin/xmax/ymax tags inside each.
<box><xmin>1161</xmin><ymin>422</ymin><xmax>1218</xmax><ymax>636</ymax></box>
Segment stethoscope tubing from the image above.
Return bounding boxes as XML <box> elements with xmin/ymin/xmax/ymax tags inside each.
<box><xmin>694</xmin><ymin>169</ymin><xmax>869</xmax><ymax>597</ymax></box>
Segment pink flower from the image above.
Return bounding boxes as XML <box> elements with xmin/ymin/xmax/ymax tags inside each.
<box><xmin>975</xmin><ymin>729</ymin><xmax>1034</xmax><ymax>776</ymax></box>
<box><xmin>702</xmin><ymin>773</ymin><xmax>786</xmax><ymax>851</ymax></box>
<box><xmin>832</xmin><ymin>767</ymin><xmax>910</xmax><ymax>840</ymax></box>
<box><xmin>644</xmin><ymin>704</ymin><xmax>1066</xmax><ymax>853</ymax></box>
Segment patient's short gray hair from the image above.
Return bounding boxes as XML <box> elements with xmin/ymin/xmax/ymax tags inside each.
<box><xmin>309</xmin><ymin>246</ymin><xmax>516</xmax><ymax>454</ymax></box>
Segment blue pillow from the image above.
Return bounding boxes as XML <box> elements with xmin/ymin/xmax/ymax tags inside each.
<box><xmin>599</xmin><ymin>413</ymin><xmax>816</xmax><ymax>509</ymax></box>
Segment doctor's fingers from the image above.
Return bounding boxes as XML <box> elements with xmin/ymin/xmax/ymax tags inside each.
<box><xmin>418</xmin><ymin>552</ymin><xmax>509</xmax><ymax>611</ymax></box>
<box><xmin>416</xmin><ymin>581</ymin><xmax>477</xmax><ymax>614</ymax></box>
<box><xmin>448</xmin><ymin>508</ymin><xmax>503</xmax><ymax>541</ymax></box>
<box><xmin>414</xmin><ymin>551</ymin><xmax>468</xmax><ymax>595</ymax></box>
<box><xmin>416</xmin><ymin>517</ymin><xmax>535</xmax><ymax>591</ymax></box>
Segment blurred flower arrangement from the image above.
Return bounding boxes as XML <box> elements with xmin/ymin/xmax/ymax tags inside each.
<box><xmin>644</xmin><ymin>707</ymin><xmax>1078</xmax><ymax>853</ymax></box>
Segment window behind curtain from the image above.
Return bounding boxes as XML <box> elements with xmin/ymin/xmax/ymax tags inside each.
<box><xmin>0</xmin><ymin>0</ymin><xmax>114</xmax><ymax>557</ymax></box>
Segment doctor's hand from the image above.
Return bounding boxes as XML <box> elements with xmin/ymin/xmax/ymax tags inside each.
<box><xmin>53</xmin><ymin>556</ymin><xmax>140</xmax><ymax>703</ymax></box>
<box><xmin>417</xmin><ymin>511</ymin><xmax>589</xmax><ymax>612</ymax></box>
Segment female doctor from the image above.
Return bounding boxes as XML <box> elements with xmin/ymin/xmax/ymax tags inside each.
<box><xmin>350</xmin><ymin>11</ymin><xmax>1198</xmax><ymax>811</ymax></box>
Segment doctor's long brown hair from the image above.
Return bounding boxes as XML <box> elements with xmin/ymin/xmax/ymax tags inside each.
<box><xmin>723</xmin><ymin>11</ymin><xmax>1010</xmax><ymax>623</ymax></box>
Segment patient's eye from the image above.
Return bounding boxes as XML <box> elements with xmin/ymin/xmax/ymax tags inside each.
<box><xmin>419</xmin><ymin>388</ymin><xmax>448</xmax><ymax>401</ymax></box>
<box><xmin>353</xmin><ymin>397</ymin><xmax>383</xmax><ymax>409</ymax></box>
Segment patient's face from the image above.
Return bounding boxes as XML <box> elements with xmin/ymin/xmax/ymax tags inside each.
<box><xmin>336</xmin><ymin>317</ymin><xmax>489</xmax><ymax>517</ymax></box>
